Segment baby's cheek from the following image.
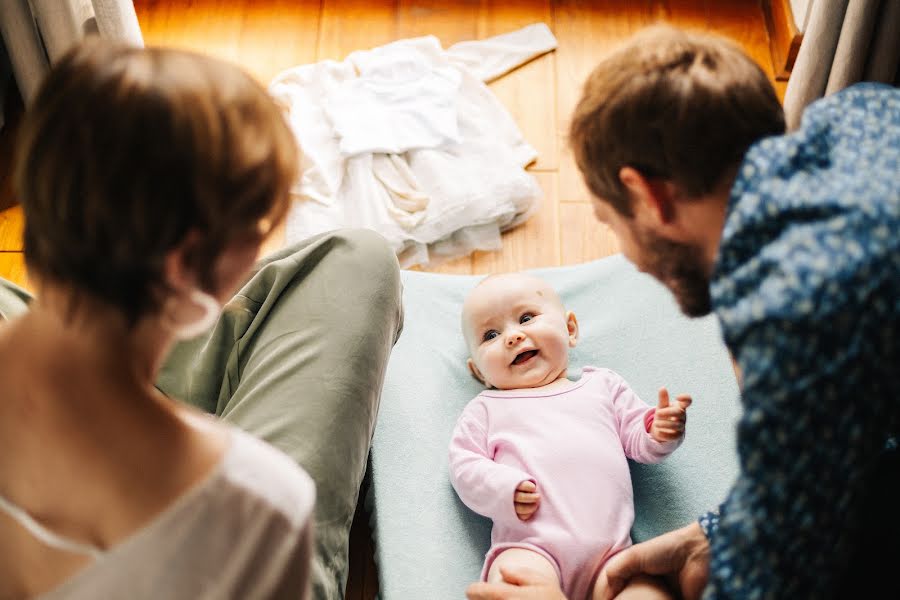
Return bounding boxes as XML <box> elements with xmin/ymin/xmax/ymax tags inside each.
<box><xmin>546</xmin><ymin>341</ymin><xmax>570</xmax><ymax>369</ymax></box>
<box><xmin>482</xmin><ymin>356</ymin><xmax>508</xmax><ymax>384</ymax></box>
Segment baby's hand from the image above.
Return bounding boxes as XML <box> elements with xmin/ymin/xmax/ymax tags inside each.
<box><xmin>650</xmin><ymin>388</ymin><xmax>691</xmax><ymax>442</ymax></box>
<box><xmin>514</xmin><ymin>480</ymin><xmax>540</xmax><ymax>521</ymax></box>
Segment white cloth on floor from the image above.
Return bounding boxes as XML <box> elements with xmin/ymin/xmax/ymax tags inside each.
<box><xmin>325</xmin><ymin>50</ymin><xmax>463</xmax><ymax>157</ymax></box>
<box><xmin>269</xmin><ymin>23</ymin><xmax>557</xmax><ymax>267</ymax></box>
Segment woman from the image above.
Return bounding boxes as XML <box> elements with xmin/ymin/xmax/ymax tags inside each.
<box><xmin>0</xmin><ymin>41</ymin><xmax>402</xmax><ymax>598</ymax></box>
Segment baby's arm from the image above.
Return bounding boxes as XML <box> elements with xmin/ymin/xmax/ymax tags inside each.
<box><xmin>449</xmin><ymin>401</ymin><xmax>536</xmax><ymax>524</ymax></box>
<box><xmin>609</xmin><ymin>373</ymin><xmax>687</xmax><ymax>463</ymax></box>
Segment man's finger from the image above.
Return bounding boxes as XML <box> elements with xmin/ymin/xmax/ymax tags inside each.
<box><xmin>593</xmin><ymin>570</ymin><xmax>621</xmax><ymax>600</ymax></box>
<box><xmin>676</xmin><ymin>395</ymin><xmax>693</xmax><ymax>410</ymax></box>
<box><xmin>595</xmin><ymin>561</ymin><xmax>629</xmax><ymax>600</ymax></box>
<box><xmin>601</xmin><ymin>544</ymin><xmax>652</xmax><ymax>598</ymax></box>
<box><xmin>517</xmin><ymin>480</ymin><xmax>536</xmax><ymax>493</ymax></box>
<box><xmin>657</xmin><ymin>388</ymin><xmax>670</xmax><ymax>409</ymax></box>
<box><xmin>515</xmin><ymin>491</ymin><xmax>540</xmax><ymax>504</ymax></box>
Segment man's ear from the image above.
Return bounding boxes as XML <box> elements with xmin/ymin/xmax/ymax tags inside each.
<box><xmin>619</xmin><ymin>166</ymin><xmax>676</xmax><ymax>226</ymax></box>
<box><xmin>467</xmin><ymin>358</ymin><xmax>487</xmax><ymax>386</ymax></box>
<box><xmin>566</xmin><ymin>311</ymin><xmax>579</xmax><ymax>348</ymax></box>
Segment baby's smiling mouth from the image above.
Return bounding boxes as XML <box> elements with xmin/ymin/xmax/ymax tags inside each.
<box><xmin>511</xmin><ymin>349</ymin><xmax>539</xmax><ymax>366</ymax></box>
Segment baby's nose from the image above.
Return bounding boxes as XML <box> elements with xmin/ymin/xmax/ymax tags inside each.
<box><xmin>506</xmin><ymin>331</ymin><xmax>525</xmax><ymax>346</ymax></box>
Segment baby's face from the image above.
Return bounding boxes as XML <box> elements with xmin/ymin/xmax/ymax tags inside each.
<box><xmin>462</xmin><ymin>274</ymin><xmax>577</xmax><ymax>390</ymax></box>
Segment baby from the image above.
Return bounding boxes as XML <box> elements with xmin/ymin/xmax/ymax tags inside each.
<box><xmin>449</xmin><ymin>273</ymin><xmax>691</xmax><ymax>600</ymax></box>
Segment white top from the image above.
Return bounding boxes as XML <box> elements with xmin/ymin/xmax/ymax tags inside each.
<box><xmin>11</xmin><ymin>428</ymin><xmax>316</xmax><ymax>600</ymax></box>
<box><xmin>269</xmin><ymin>23</ymin><xmax>558</xmax><ymax>267</ymax></box>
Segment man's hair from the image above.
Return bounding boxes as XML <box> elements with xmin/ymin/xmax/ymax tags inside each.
<box><xmin>15</xmin><ymin>40</ymin><xmax>299</xmax><ymax>322</ymax></box>
<box><xmin>569</xmin><ymin>25</ymin><xmax>785</xmax><ymax>216</ymax></box>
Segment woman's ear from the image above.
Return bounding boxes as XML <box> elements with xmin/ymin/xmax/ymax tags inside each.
<box><xmin>163</xmin><ymin>230</ymin><xmax>202</xmax><ymax>293</ymax></box>
<box><xmin>467</xmin><ymin>358</ymin><xmax>487</xmax><ymax>386</ymax></box>
<box><xmin>566</xmin><ymin>311</ymin><xmax>579</xmax><ymax>348</ymax></box>
<box><xmin>619</xmin><ymin>166</ymin><xmax>676</xmax><ymax>225</ymax></box>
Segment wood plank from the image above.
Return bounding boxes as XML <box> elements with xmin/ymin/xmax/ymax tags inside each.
<box><xmin>659</xmin><ymin>1</ymin><xmax>787</xmax><ymax>100</ymax></box>
<box><xmin>233</xmin><ymin>0</ymin><xmax>321</xmax><ymax>84</ymax></box>
<box><xmin>479</xmin><ymin>0</ymin><xmax>558</xmax><ymax>171</ymax></box>
<box><xmin>397</xmin><ymin>0</ymin><xmax>480</xmax><ymax>46</ymax></box>
<box><xmin>559</xmin><ymin>202</ymin><xmax>620</xmax><ymax>264</ymax></box>
<box><xmin>0</xmin><ymin>205</ymin><xmax>24</xmax><ymax>251</ymax></box>
<box><xmin>654</xmin><ymin>0</ymin><xmax>709</xmax><ymax>29</ymax></box>
<box><xmin>707</xmin><ymin>1</ymin><xmax>788</xmax><ymax>102</ymax></box>
<box><xmin>471</xmin><ymin>171</ymin><xmax>560</xmax><ymax>273</ymax></box>
<box><xmin>424</xmin><ymin>255</ymin><xmax>474</xmax><ymax>275</ymax></box>
<box><xmin>708</xmin><ymin>2</ymin><xmax>777</xmax><ymax>79</ymax></box>
<box><xmin>0</xmin><ymin>252</ymin><xmax>28</xmax><ymax>288</ymax></box>
<box><xmin>762</xmin><ymin>0</ymin><xmax>803</xmax><ymax>81</ymax></box>
<box><xmin>553</xmin><ymin>0</ymin><xmax>655</xmax><ymax>204</ymax></box>
<box><xmin>136</xmin><ymin>0</ymin><xmax>321</xmax><ymax>84</ymax></box>
<box><xmin>316</xmin><ymin>0</ymin><xmax>398</xmax><ymax>62</ymax></box>
<box><xmin>135</xmin><ymin>0</ymin><xmax>245</xmax><ymax>63</ymax></box>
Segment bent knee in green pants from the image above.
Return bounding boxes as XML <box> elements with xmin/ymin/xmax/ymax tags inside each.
<box><xmin>158</xmin><ymin>229</ymin><xmax>403</xmax><ymax>599</ymax></box>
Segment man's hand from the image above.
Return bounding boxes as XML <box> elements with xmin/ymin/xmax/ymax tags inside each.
<box><xmin>650</xmin><ymin>388</ymin><xmax>691</xmax><ymax>442</ymax></box>
<box><xmin>514</xmin><ymin>480</ymin><xmax>540</xmax><ymax>521</ymax></box>
<box><xmin>466</xmin><ymin>565</ymin><xmax>567</xmax><ymax>600</ymax></box>
<box><xmin>595</xmin><ymin>522</ymin><xmax>710</xmax><ymax>600</ymax></box>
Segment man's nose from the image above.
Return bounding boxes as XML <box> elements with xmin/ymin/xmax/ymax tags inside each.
<box><xmin>506</xmin><ymin>330</ymin><xmax>525</xmax><ymax>346</ymax></box>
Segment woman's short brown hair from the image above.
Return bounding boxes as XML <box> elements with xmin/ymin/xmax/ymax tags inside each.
<box><xmin>569</xmin><ymin>25</ymin><xmax>785</xmax><ymax>216</ymax></box>
<box><xmin>15</xmin><ymin>40</ymin><xmax>299</xmax><ymax>322</ymax></box>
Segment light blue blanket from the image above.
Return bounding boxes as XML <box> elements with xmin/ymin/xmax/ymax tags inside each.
<box><xmin>369</xmin><ymin>255</ymin><xmax>741</xmax><ymax>599</ymax></box>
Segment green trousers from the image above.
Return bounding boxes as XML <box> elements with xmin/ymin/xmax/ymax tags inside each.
<box><xmin>0</xmin><ymin>230</ymin><xmax>403</xmax><ymax>600</ymax></box>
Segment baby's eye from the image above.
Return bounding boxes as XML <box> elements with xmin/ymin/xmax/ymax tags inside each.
<box><xmin>520</xmin><ymin>313</ymin><xmax>535</xmax><ymax>324</ymax></box>
<box><xmin>482</xmin><ymin>330</ymin><xmax>500</xmax><ymax>342</ymax></box>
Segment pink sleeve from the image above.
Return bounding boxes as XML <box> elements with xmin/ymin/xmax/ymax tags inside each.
<box><xmin>609</xmin><ymin>373</ymin><xmax>681</xmax><ymax>464</ymax></box>
<box><xmin>448</xmin><ymin>401</ymin><xmax>534</xmax><ymax>524</ymax></box>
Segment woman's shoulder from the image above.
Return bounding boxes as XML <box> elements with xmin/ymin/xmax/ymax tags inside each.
<box><xmin>34</xmin><ymin>426</ymin><xmax>316</xmax><ymax>600</ymax></box>
<box><xmin>215</xmin><ymin>426</ymin><xmax>317</xmax><ymax>529</ymax></box>
<box><xmin>174</xmin><ymin>407</ymin><xmax>315</xmax><ymax>529</ymax></box>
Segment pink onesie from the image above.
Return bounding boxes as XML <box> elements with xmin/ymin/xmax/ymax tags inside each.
<box><xmin>448</xmin><ymin>367</ymin><xmax>681</xmax><ymax>600</ymax></box>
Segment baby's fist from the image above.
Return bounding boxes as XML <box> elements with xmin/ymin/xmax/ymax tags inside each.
<box><xmin>514</xmin><ymin>480</ymin><xmax>540</xmax><ymax>521</ymax></box>
<box><xmin>650</xmin><ymin>388</ymin><xmax>691</xmax><ymax>442</ymax></box>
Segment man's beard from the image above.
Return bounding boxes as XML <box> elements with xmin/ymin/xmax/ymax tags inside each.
<box><xmin>635</xmin><ymin>228</ymin><xmax>712</xmax><ymax>318</ymax></box>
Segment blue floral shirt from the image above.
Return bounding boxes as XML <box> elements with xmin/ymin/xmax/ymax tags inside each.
<box><xmin>700</xmin><ymin>83</ymin><xmax>899</xmax><ymax>598</ymax></box>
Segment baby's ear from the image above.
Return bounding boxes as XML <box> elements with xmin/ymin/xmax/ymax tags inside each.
<box><xmin>566</xmin><ymin>311</ymin><xmax>579</xmax><ymax>348</ymax></box>
<box><xmin>467</xmin><ymin>358</ymin><xmax>486</xmax><ymax>385</ymax></box>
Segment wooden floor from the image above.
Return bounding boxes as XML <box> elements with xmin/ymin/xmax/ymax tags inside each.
<box><xmin>0</xmin><ymin>1</ymin><xmax>786</xmax><ymax>597</ymax></box>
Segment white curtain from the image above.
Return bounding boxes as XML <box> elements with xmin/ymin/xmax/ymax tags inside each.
<box><xmin>783</xmin><ymin>0</ymin><xmax>899</xmax><ymax>130</ymax></box>
<box><xmin>0</xmin><ymin>0</ymin><xmax>143</xmax><ymax>105</ymax></box>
